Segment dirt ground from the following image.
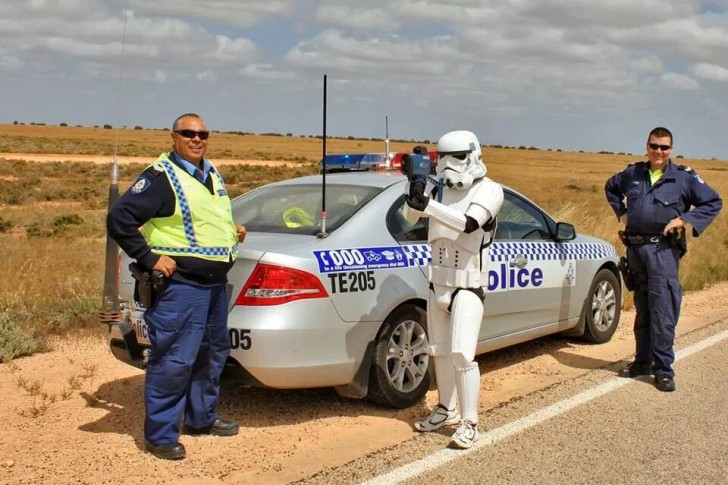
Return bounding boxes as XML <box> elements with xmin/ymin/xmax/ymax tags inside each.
<box><xmin>2</xmin><ymin>281</ymin><xmax>728</xmax><ymax>485</ymax></box>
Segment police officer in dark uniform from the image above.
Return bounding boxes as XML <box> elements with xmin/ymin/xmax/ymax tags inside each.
<box><xmin>605</xmin><ymin>127</ymin><xmax>722</xmax><ymax>392</ymax></box>
<box><xmin>107</xmin><ymin>113</ymin><xmax>247</xmax><ymax>459</ymax></box>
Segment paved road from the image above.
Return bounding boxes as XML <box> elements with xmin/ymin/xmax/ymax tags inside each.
<box><xmin>300</xmin><ymin>318</ymin><xmax>728</xmax><ymax>485</ymax></box>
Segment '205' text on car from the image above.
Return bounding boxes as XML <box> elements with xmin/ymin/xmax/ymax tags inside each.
<box><xmin>107</xmin><ymin>172</ymin><xmax>622</xmax><ymax>408</ymax></box>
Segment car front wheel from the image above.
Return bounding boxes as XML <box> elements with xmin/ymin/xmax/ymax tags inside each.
<box><xmin>581</xmin><ymin>268</ymin><xmax>621</xmax><ymax>343</ymax></box>
<box><xmin>367</xmin><ymin>304</ymin><xmax>431</xmax><ymax>408</ymax></box>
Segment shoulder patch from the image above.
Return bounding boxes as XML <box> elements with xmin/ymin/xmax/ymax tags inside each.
<box><xmin>130</xmin><ymin>176</ymin><xmax>152</xmax><ymax>194</ymax></box>
<box><xmin>677</xmin><ymin>164</ymin><xmax>704</xmax><ymax>183</ymax></box>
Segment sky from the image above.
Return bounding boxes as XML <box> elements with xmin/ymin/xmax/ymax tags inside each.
<box><xmin>2</xmin><ymin>0</ymin><xmax>728</xmax><ymax>160</ymax></box>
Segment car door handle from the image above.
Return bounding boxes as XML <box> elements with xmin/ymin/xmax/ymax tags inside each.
<box><xmin>509</xmin><ymin>255</ymin><xmax>528</xmax><ymax>268</ymax></box>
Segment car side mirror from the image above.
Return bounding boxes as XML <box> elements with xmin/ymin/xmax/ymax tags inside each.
<box><xmin>555</xmin><ymin>222</ymin><xmax>576</xmax><ymax>241</ymax></box>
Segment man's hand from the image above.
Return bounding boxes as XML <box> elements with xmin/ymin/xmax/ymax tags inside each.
<box><xmin>152</xmin><ymin>255</ymin><xmax>177</xmax><ymax>278</ymax></box>
<box><xmin>663</xmin><ymin>217</ymin><xmax>685</xmax><ymax>235</ymax></box>
<box><xmin>236</xmin><ymin>224</ymin><xmax>247</xmax><ymax>243</ymax></box>
<box><xmin>405</xmin><ymin>193</ymin><xmax>429</xmax><ymax>212</ymax></box>
<box><xmin>401</xmin><ymin>154</ymin><xmax>413</xmax><ymax>177</ymax></box>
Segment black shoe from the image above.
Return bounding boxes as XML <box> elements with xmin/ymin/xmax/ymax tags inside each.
<box><xmin>655</xmin><ymin>375</ymin><xmax>676</xmax><ymax>392</ymax></box>
<box><xmin>185</xmin><ymin>418</ymin><xmax>239</xmax><ymax>436</ymax></box>
<box><xmin>144</xmin><ymin>441</ymin><xmax>186</xmax><ymax>460</ymax></box>
<box><xmin>618</xmin><ymin>362</ymin><xmax>652</xmax><ymax>378</ymax></box>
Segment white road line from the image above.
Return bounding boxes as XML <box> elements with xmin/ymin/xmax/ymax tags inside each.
<box><xmin>362</xmin><ymin>328</ymin><xmax>728</xmax><ymax>485</ymax></box>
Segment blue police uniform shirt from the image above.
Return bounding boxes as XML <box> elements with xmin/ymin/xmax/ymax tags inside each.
<box><xmin>175</xmin><ymin>153</ymin><xmax>213</xmax><ymax>183</ymax></box>
<box><xmin>605</xmin><ymin>160</ymin><xmax>722</xmax><ymax>237</ymax></box>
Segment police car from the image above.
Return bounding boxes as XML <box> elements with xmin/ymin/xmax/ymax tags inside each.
<box><xmin>107</xmin><ymin>172</ymin><xmax>622</xmax><ymax>408</ymax></box>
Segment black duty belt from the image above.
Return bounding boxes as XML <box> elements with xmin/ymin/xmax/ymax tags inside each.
<box><xmin>626</xmin><ymin>234</ymin><xmax>664</xmax><ymax>245</ymax></box>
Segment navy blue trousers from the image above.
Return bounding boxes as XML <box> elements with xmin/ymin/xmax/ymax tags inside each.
<box><xmin>143</xmin><ymin>281</ymin><xmax>230</xmax><ymax>445</ymax></box>
<box><xmin>628</xmin><ymin>242</ymin><xmax>682</xmax><ymax>378</ymax></box>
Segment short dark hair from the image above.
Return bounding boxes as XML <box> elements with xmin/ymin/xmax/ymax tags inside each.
<box><xmin>172</xmin><ymin>113</ymin><xmax>202</xmax><ymax>131</ymax></box>
<box><xmin>648</xmin><ymin>126</ymin><xmax>673</xmax><ymax>144</ymax></box>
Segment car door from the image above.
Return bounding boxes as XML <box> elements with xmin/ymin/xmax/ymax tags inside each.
<box><xmin>481</xmin><ymin>190</ymin><xmax>578</xmax><ymax>339</ymax></box>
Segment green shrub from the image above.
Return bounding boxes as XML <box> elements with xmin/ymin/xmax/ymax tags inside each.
<box><xmin>0</xmin><ymin>217</ymin><xmax>12</xmax><ymax>233</ymax></box>
<box><xmin>0</xmin><ymin>311</ymin><xmax>45</xmax><ymax>363</ymax></box>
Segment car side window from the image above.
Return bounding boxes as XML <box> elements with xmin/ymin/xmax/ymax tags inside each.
<box><xmin>387</xmin><ymin>195</ymin><xmax>428</xmax><ymax>242</ymax></box>
<box><xmin>495</xmin><ymin>192</ymin><xmax>552</xmax><ymax>240</ymax></box>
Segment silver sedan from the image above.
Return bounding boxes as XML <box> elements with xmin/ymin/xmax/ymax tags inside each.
<box><xmin>107</xmin><ymin>172</ymin><xmax>621</xmax><ymax>408</ymax></box>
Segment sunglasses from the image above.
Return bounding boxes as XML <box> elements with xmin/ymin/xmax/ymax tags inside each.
<box><xmin>174</xmin><ymin>129</ymin><xmax>210</xmax><ymax>140</ymax></box>
<box><xmin>648</xmin><ymin>142</ymin><xmax>672</xmax><ymax>151</ymax></box>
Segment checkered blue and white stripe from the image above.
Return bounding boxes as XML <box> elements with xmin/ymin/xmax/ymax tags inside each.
<box><xmin>399</xmin><ymin>241</ymin><xmax>616</xmax><ymax>266</ymax></box>
<box><xmin>401</xmin><ymin>244</ymin><xmax>431</xmax><ymax>267</ymax></box>
<box><xmin>489</xmin><ymin>242</ymin><xmax>617</xmax><ymax>262</ymax></box>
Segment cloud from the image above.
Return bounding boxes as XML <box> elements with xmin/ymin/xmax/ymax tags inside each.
<box><xmin>3</xmin><ymin>0</ymin><xmax>728</xmax><ymax>158</ymax></box>
<box><xmin>316</xmin><ymin>5</ymin><xmax>401</xmax><ymax>31</ymax></box>
<box><xmin>0</xmin><ymin>55</ymin><xmax>24</xmax><ymax>72</ymax></box>
<box><xmin>660</xmin><ymin>72</ymin><xmax>700</xmax><ymax>89</ymax></box>
<box><xmin>127</xmin><ymin>0</ymin><xmax>296</xmax><ymax>28</ymax></box>
<box><xmin>693</xmin><ymin>62</ymin><xmax>728</xmax><ymax>81</ymax></box>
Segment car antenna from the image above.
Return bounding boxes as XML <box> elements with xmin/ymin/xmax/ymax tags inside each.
<box><xmin>99</xmin><ymin>0</ymin><xmax>128</xmax><ymax>327</ymax></box>
<box><xmin>317</xmin><ymin>74</ymin><xmax>329</xmax><ymax>239</ymax></box>
<box><xmin>98</xmin><ymin>0</ymin><xmax>144</xmax><ymax>364</ymax></box>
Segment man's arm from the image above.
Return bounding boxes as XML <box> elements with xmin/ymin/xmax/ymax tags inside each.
<box><xmin>604</xmin><ymin>171</ymin><xmax>627</xmax><ymax>221</ymax></box>
<box><xmin>106</xmin><ymin>169</ymin><xmax>175</xmax><ymax>271</ymax></box>
<box><xmin>681</xmin><ymin>173</ymin><xmax>722</xmax><ymax>236</ymax></box>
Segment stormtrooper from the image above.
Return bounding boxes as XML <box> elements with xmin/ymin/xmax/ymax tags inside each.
<box><xmin>403</xmin><ymin>130</ymin><xmax>503</xmax><ymax>449</ymax></box>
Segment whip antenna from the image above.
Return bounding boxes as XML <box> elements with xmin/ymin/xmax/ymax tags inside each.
<box><xmin>100</xmin><ymin>0</ymin><xmax>129</xmax><ymax>321</ymax></box>
<box><xmin>99</xmin><ymin>1</ymin><xmax>146</xmax><ymax>364</ymax></box>
<box><xmin>318</xmin><ymin>74</ymin><xmax>328</xmax><ymax>238</ymax></box>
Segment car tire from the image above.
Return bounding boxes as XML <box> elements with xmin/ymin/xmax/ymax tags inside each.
<box><xmin>367</xmin><ymin>304</ymin><xmax>431</xmax><ymax>409</ymax></box>
<box><xmin>581</xmin><ymin>268</ymin><xmax>621</xmax><ymax>344</ymax></box>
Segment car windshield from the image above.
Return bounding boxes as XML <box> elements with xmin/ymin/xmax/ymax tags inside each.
<box><xmin>231</xmin><ymin>183</ymin><xmax>382</xmax><ymax>235</ymax></box>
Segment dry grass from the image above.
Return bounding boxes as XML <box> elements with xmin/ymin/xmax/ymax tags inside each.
<box><xmin>1</xmin><ymin>124</ymin><xmax>727</xmax><ymax>361</ymax></box>
<box><xmin>0</xmin><ymin>123</ymin><xmax>428</xmax><ymax>162</ymax></box>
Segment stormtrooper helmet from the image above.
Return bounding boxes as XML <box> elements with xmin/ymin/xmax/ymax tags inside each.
<box><xmin>436</xmin><ymin>130</ymin><xmax>486</xmax><ymax>190</ymax></box>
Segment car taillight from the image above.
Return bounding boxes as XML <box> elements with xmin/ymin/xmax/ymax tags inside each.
<box><xmin>235</xmin><ymin>263</ymin><xmax>328</xmax><ymax>306</ymax></box>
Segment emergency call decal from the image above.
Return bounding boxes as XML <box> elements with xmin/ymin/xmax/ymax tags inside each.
<box><xmin>313</xmin><ymin>244</ymin><xmax>429</xmax><ymax>273</ymax></box>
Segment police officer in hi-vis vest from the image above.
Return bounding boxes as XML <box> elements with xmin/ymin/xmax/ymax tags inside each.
<box><xmin>605</xmin><ymin>127</ymin><xmax>721</xmax><ymax>392</ymax></box>
<box><xmin>107</xmin><ymin>113</ymin><xmax>247</xmax><ymax>460</ymax></box>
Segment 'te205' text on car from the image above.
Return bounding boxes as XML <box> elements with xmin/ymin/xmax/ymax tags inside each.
<box><xmin>107</xmin><ymin>172</ymin><xmax>622</xmax><ymax>408</ymax></box>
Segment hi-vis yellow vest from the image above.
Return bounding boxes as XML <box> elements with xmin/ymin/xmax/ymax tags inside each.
<box><xmin>142</xmin><ymin>153</ymin><xmax>238</xmax><ymax>262</ymax></box>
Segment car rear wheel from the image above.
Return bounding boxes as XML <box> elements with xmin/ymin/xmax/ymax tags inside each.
<box><xmin>367</xmin><ymin>304</ymin><xmax>431</xmax><ymax>408</ymax></box>
<box><xmin>581</xmin><ymin>268</ymin><xmax>621</xmax><ymax>343</ymax></box>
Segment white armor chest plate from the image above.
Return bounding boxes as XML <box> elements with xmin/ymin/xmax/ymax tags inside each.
<box><xmin>428</xmin><ymin>184</ymin><xmax>489</xmax><ymax>288</ymax></box>
<box><xmin>428</xmin><ymin>184</ymin><xmax>484</xmax><ymax>255</ymax></box>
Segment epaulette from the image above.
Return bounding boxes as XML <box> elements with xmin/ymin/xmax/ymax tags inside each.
<box><xmin>146</xmin><ymin>163</ymin><xmax>166</xmax><ymax>176</ymax></box>
<box><xmin>677</xmin><ymin>164</ymin><xmax>695</xmax><ymax>173</ymax></box>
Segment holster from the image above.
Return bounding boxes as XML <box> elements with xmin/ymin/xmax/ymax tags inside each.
<box><xmin>669</xmin><ymin>229</ymin><xmax>687</xmax><ymax>258</ymax></box>
<box><xmin>129</xmin><ymin>262</ymin><xmax>165</xmax><ymax>308</ymax></box>
<box><xmin>618</xmin><ymin>256</ymin><xmax>635</xmax><ymax>292</ymax></box>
